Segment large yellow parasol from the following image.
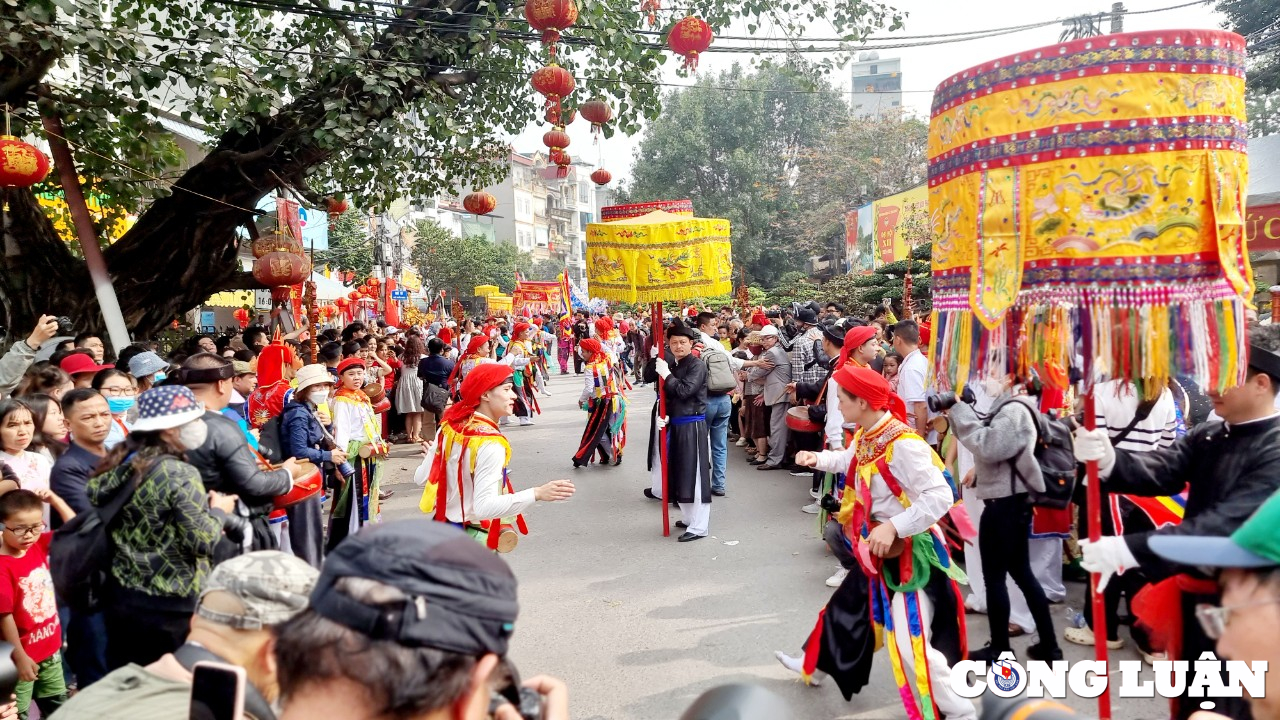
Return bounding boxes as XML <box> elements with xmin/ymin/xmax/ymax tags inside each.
<box><xmin>586</xmin><ymin>210</ymin><xmax>733</xmax><ymax>304</ymax></box>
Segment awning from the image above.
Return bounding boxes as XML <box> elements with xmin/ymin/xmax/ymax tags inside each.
<box><xmin>205</xmin><ymin>291</ymin><xmax>254</xmax><ymax>308</ymax></box>
<box><xmin>1248</xmin><ymin>134</ymin><xmax>1280</xmax><ymax>251</ymax></box>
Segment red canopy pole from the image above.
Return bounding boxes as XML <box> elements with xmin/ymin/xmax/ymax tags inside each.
<box><xmin>1083</xmin><ymin>391</ymin><xmax>1112</xmax><ymax>720</ymax></box>
<box><xmin>652</xmin><ymin>301</ymin><xmax>669</xmax><ymax>537</ymax></box>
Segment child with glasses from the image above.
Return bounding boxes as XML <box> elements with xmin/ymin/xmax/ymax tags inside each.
<box><xmin>0</xmin><ymin>489</ymin><xmax>75</xmax><ymax>719</ymax></box>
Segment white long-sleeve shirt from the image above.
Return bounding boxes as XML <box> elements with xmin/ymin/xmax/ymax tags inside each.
<box><xmin>810</xmin><ymin>415</ymin><xmax>954</xmax><ymax>539</ymax></box>
<box><xmin>414</xmin><ymin>423</ymin><xmax>537</xmax><ymax>524</ymax></box>
<box><xmin>824</xmin><ymin>376</ymin><xmax>843</xmax><ymax>448</ymax></box>
<box><xmin>698</xmin><ymin>330</ymin><xmax>744</xmax><ymax>372</ymax></box>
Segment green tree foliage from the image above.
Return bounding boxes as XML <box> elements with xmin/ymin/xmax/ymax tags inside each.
<box><xmin>528</xmin><ymin>258</ymin><xmax>566</xmax><ymax>281</ymax></box>
<box><xmin>314</xmin><ymin>212</ymin><xmax>374</xmax><ymax>283</ymax></box>
<box><xmin>622</xmin><ymin>61</ymin><xmax>850</xmax><ymax>287</ymax></box>
<box><xmin>0</xmin><ymin>0</ymin><xmax>901</xmax><ymax>336</ymax></box>
<box><xmin>820</xmin><ymin>243</ymin><xmax>931</xmax><ymax>316</ymax></box>
<box><xmin>409</xmin><ymin>219</ymin><xmax>530</xmax><ymax>299</ymax></box>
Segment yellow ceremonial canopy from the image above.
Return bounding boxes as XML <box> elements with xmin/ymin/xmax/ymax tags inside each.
<box><xmin>585</xmin><ymin>210</ymin><xmax>733</xmax><ymax>303</ymax></box>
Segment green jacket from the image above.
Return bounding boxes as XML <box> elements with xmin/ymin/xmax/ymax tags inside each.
<box><xmin>86</xmin><ymin>454</ymin><xmax>222</xmax><ymax>601</ymax></box>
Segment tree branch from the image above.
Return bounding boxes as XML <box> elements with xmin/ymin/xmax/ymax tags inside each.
<box><xmin>306</xmin><ymin>0</ymin><xmax>363</xmax><ymax>50</ymax></box>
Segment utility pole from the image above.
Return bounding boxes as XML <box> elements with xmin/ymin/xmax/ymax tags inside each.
<box><xmin>1110</xmin><ymin>2</ymin><xmax>1126</xmax><ymax>34</ymax></box>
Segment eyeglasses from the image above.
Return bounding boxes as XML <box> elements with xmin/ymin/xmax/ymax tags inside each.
<box><xmin>1195</xmin><ymin>600</ymin><xmax>1280</xmax><ymax>639</ymax></box>
<box><xmin>2</xmin><ymin>524</ymin><xmax>45</xmax><ymax>537</ymax></box>
<box><xmin>99</xmin><ymin>387</ymin><xmax>136</xmax><ymax>397</ymax></box>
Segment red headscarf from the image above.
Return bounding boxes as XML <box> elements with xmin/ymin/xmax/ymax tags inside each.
<box><xmin>254</xmin><ymin>342</ymin><xmax>299</xmax><ymax>387</ymax></box>
<box><xmin>838</xmin><ymin>326</ymin><xmax>878</xmax><ymax>368</ymax></box>
<box><xmin>750</xmin><ymin>307</ymin><xmax>768</xmax><ymax>328</ymax></box>
<box><xmin>619</xmin><ymin>320</ymin><xmax>631</xmax><ymax>334</ymax></box>
<box><xmin>438</xmin><ymin>327</ymin><xmax>454</xmax><ymax>346</ymax></box>
<box><xmin>532</xmin><ymin>317</ymin><xmax>544</xmax><ymax>327</ymax></box>
<box><xmin>442</xmin><ymin>363</ymin><xmax>513</xmax><ymax>429</ymax></box>
<box><xmin>594</xmin><ymin>317</ymin><xmax>614</xmax><ymax>335</ymax></box>
<box><xmin>832</xmin><ymin>365</ymin><xmax>907</xmax><ymax>423</ymax></box>
<box><xmin>463</xmin><ymin>335</ymin><xmax>488</xmax><ymax>357</ymax></box>
<box><xmin>578</xmin><ymin>338</ymin><xmax>607</xmax><ymax>364</ymax></box>
<box><xmin>512</xmin><ymin>322</ymin><xmax>531</xmax><ymax>340</ymax></box>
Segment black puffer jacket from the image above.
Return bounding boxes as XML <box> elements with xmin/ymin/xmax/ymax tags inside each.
<box><xmin>185</xmin><ymin>410</ymin><xmax>292</xmax><ymax>551</ymax></box>
<box><xmin>1106</xmin><ymin>414</ymin><xmax>1280</xmax><ymax>579</ymax></box>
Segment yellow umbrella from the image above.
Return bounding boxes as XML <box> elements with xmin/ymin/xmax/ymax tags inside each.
<box><xmin>474</xmin><ymin>285</ymin><xmax>500</xmax><ymax>298</ymax></box>
<box><xmin>204</xmin><ymin>291</ymin><xmax>255</xmax><ymax>308</ymax></box>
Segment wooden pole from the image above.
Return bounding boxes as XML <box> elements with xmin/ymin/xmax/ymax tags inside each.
<box><xmin>652</xmin><ymin>301</ymin><xmax>669</xmax><ymax>537</ymax></box>
<box><xmin>37</xmin><ymin>103</ymin><xmax>132</xmax><ymax>354</ymax></box>
<box><xmin>1083</xmin><ymin>392</ymin><xmax>1112</xmax><ymax>720</ymax></box>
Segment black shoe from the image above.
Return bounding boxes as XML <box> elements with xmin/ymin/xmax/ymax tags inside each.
<box><xmin>644</xmin><ymin>488</ymin><xmax>660</xmax><ymax>500</ymax></box>
<box><xmin>748</xmin><ymin>458</ymin><xmax>764</xmax><ymax>465</ymax></box>
<box><xmin>967</xmin><ymin>645</ymin><xmax>1011</xmax><ymax>663</ymax></box>
<box><xmin>757</xmin><ymin>463</ymin><xmax>782</xmax><ymax>471</ymax></box>
<box><xmin>711</xmin><ymin>488</ymin><xmax>726</xmax><ymax>497</ymax></box>
<box><xmin>675</xmin><ymin>520</ymin><xmax>688</xmax><ymax>529</ymax></box>
<box><xmin>678</xmin><ymin>532</ymin><xmax>706</xmax><ymax>542</ymax></box>
<box><xmin>1025</xmin><ymin>642</ymin><xmax>1064</xmax><ymax>662</ymax></box>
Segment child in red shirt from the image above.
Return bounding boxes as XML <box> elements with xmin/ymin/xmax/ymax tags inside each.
<box><xmin>0</xmin><ymin>489</ymin><xmax>75</xmax><ymax>719</ymax></box>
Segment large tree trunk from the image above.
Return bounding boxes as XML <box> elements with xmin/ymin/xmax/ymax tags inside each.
<box><xmin>0</xmin><ymin>0</ymin><xmax>498</xmax><ymax>339</ymax></box>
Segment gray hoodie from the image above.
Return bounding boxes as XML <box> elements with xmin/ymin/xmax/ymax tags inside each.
<box><xmin>948</xmin><ymin>394</ymin><xmax>1046</xmax><ymax>500</ymax></box>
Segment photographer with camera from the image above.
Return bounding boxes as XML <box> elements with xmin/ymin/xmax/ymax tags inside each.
<box><xmin>0</xmin><ymin>316</ymin><xmax>63</xmax><ymax>400</ymax></box>
<box><xmin>53</xmin><ymin>550</ymin><xmax>319</xmax><ymax>719</ymax></box>
<box><xmin>273</xmin><ymin>520</ymin><xmax>569</xmax><ymax>720</ymax></box>
<box><xmin>940</xmin><ymin>374</ymin><xmax>1062</xmax><ymax>663</ymax></box>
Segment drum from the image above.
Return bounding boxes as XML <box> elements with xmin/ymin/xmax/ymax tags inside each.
<box><xmin>274</xmin><ymin>459</ymin><xmax>323</xmax><ymax>509</ymax></box>
<box><xmin>785</xmin><ymin>405</ymin><xmax>822</xmax><ymax>433</ymax></box>
<box><xmin>362</xmin><ymin>382</ymin><xmax>386</xmax><ymax>404</ymax></box>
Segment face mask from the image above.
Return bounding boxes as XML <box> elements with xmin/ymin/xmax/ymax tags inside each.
<box><xmin>107</xmin><ymin>396</ymin><xmax>135</xmax><ymax>415</ymax></box>
<box><xmin>981</xmin><ymin>378</ymin><xmax>1006</xmax><ymax>398</ymax></box>
<box><xmin>178</xmin><ymin>419</ymin><xmax>208</xmax><ymax>450</ymax></box>
<box><xmin>307</xmin><ymin>389</ymin><xmax>330</xmax><ymax>406</ymax></box>
<box><xmin>153</xmin><ymin>372</ymin><xmax>167</xmax><ymax>383</ymax></box>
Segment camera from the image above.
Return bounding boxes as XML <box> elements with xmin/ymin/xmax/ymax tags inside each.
<box><xmin>489</xmin><ymin>659</ymin><xmax>542</xmax><ymax>720</ymax></box>
<box><xmin>927</xmin><ymin>385</ymin><xmax>976</xmax><ymax>413</ymax></box>
<box><xmin>819</xmin><ymin>493</ymin><xmax>840</xmax><ymax>514</ymax></box>
<box><xmin>56</xmin><ymin>316</ymin><xmax>74</xmax><ymax>336</ymax></box>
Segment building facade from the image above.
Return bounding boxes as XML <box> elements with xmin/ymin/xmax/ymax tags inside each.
<box><xmin>850</xmin><ymin>51</ymin><xmax>903</xmax><ymax>117</ymax></box>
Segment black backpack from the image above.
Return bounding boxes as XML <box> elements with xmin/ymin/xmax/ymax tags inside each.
<box><xmin>50</xmin><ymin>470</ymin><xmax>141</xmax><ymax>613</ymax></box>
<box><xmin>1002</xmin><ymin>401</ymin><xmax>1079</xmax><ymax>509</ymax></box>
<box><xmin>256</xmin><ymin>415</ymin><xmax>286</xmax><ymax>463</ymax></box>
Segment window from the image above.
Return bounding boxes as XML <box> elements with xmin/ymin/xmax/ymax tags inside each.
<box><xmin>869</xmin><ymin>64</ymin><xmax>877</xmax><ymax>74</ymax></box>
<box><xmin>579</xmin><ymin>183</ymin><xmax>589</xmax><ymax>203</ymax></box>
<box><xmin>891</xmin><ymin>100</ymin><xmax>900</xmax><ymax>107</ymax></box>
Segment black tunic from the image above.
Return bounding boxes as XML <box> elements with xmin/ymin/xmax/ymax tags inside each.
<box><xmin>645</xmin><ymin>353</ymin><xmax>711</xmax><ymax>505</ymax></box>
<box><xmin>1106</xmin><ymin>413</ymin><xmax>1280</xmax><ymax>720</ymax></box>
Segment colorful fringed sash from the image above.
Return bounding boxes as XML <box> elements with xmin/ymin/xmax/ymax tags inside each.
<box><xmin>419</xmin><ymin>415</ymin><xmax>529</xmax><ymax>551</ymax></box>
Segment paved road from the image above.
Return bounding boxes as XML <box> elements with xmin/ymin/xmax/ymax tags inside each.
<box><xmin>377</xmin><ymin>373</ymin><xmax>1163</xmax><ymax>720</ymax></box>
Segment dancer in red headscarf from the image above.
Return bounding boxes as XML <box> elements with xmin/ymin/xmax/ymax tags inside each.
<box><xmin>414</xmin><ymin>363</ymin><xmax>574</xmax><ymax>552</ymax></box>
<box><xmin>246</xmin><ymin>335</ymin><xmax>302</xmax><ymax>429</ymax></box>
<box><xmin>448</xmin><ymin>335</ymin><xmax>492</xmax><ymax>400</ymax></box>
<box><xmin>773</xmin><ymin>366</ymin><xmax>973</xmax><ymax>720</ymax></box>
<box><xmin>572</xmin><ymin>338</ymin><xmax>627</xmax><ymax>467</ymax></box>
<box><xmin>503</xmin><ymin>322</ymin><xmax>540</xmax><ymax>426</ymax></box>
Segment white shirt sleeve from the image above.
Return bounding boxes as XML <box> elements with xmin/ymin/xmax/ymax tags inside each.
<box><xmin>885</xmin><ymin>437</ymin><xmax>955</xmax><ymax>538</ymax></box>
<box><xmin>812</xmin><ymin>445</ymin><xmax>855</xmax><ymax>474</ymax></box>
<box><xmin>897</xmin><ymin>353</ymin><xmax>927</xmax><ymax>404</ymax></box>
<box><xmin>580</xmin><ymin>370</ymin><xmax>596</xmax><ymax>404</ymax></box>
<box><xmin>414</xmin><ymin>441</ymin><xmax>437</xmax><ymax>487</ymax></box>
<box><xmin>824</xmin><ymin>378</ymin><xmax>843</xmax><ymax>447</ymax></box>
<box><xmin>470</xmin><ymin>443</ymin><xmax>538</xmax><ymax>520</ymax></box>
<box><xmin>699</xmin><ymin>331</ymin><xmax>743</xmax><ymax>371</ymax></box>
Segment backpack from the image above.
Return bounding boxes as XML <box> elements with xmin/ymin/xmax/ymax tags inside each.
<box><xmin>50</xmin><ymin>469</ymin><xmax>142</xmax><ymax>613</ymax></box>
<box><xmin>256</xmin><ymin>415</ymin><xmax>286</xmax><ymax>463</ymax></box>
<box><xmin>703</xmin><ymin>349</ymin><xmax>737</xmax><ymax>393</ymax></box>
<box><xmin>1000</xmin><ymin>400</ymin><xmax>1079</xmax><ymax>509</ymax></box>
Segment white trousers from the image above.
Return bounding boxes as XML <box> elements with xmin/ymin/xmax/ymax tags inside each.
<box><xmin>649</xmin><ymin>425</ymin><xmax>710</xmax><ymax>537</ymax></box>
<box><xmin>891</xmin><ymin>589</ymin><xmax>977</xmax><ymax>720</ymax></box>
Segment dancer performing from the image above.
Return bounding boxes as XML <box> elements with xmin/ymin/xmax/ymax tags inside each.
<box><xmin>504</xmin><ymin>322</ymin><xmax>540</xmax><ymax>426</ymax></box>
<box><xmin>246</xmin><ymin>337</ymin><xmax>301</xmax><ymax>429</ymax></box>
<box><xmin>573</xmin><ymin>338</ymin><xmax>626</xmax><ymax>468</ymax></box>
<box><xmin>649</xmin><ymin>323</ymin><xmax>712</xmax><ymax>543</ymax></box>
<box><xmin>448</xmin><ymin>335</ymin><xmax>491</xmax><ymax>398</ymax></box>
<box><xmin>557</xmin><ymin>316</ymin><xmax>574</xmax><ymax>374</ymax></box>
<box><xmin>415</xmin><ymin>363</ymin><xmax>575</xmax><ymax>551</ymax></box>
<box><xmin>327</xmin><ymin>357</ymin><xmax>387</xmax><ymax>550</ymax></box>
<box><xmin>776</xmin><ymin>365</ymin><xmax>972</xmax><ymax>720</ymax></box>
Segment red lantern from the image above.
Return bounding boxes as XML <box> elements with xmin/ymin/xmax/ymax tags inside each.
<box><xmin>524</xmin><ymin>0</ymin><xmax>577</xmax><ymax>57</ymax></box>
<box><xmin>253</xmin><ymin>252</ymin><xmax>310</xmax><ymax>287</ymax></box>
<box><xmin>555</xmin><ymin>151</ymin><xmax>572</xmax><ymax>178</ymax></box>
<box><xmin>531</xmin><ymin>64</ymin><xmax>576</xmax><ymax>126</ymax></box>
<box><xmin>0</xmin><ymin>135</ymin><xmax>51</xmax><ymax>188</ymax></box>
<box><xmin>336</xmin><ymin>297</ymin><xmax>349</xmax><ymax>309</ymax></box>
<box><xmin>579</xmin><ymin>99</ymin><xmax>613</xmax><ymax>136</ymax></box>
<box><xmin>542</xmin><ymin>128</ymin><xmax>570</xmax><ymax>155</ymax></box>
<box><xmin>251</xmin><ymin>232</ymin><xmax>303</xmax><ymax>259</ymax></box>
<box><xmin>365</xmin><ymin>277</ymin><xmax>379</xmax><ymax>288</ymax></box>
<box><xmin>668</xmin><ymin>17</ymin><xmax>713</xmax><ymax>70</ymax></box>
<box><xmin>325</xmin><ymin>196</ymin><xmax>349</xmax><ymax>215</ymax></box>
<box><xmin>591</xmin><ymin>168</ymin><xmax>612</xmax><ymax>186</ymax></box>
<box><xmin>347</xmin><ymin>290</ymin><xmax>360</xmax><ymax>301</ymax></box>
<box><xmin>639</xmin><ymin>0</ymin><xmax>660</xmax><ymax>27</ymax></box>
<box><xmin>233</xmin><ymin>308</ymin><xmax>250</xmax><ymax>329</ymax></box>
<box><xmin>463</xmin><ymin>191</ymin><xmax>497</xmax><ymax>216</ymax></box>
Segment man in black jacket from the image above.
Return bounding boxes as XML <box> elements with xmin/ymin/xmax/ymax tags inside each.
<box><xmin>181</xmin><ymin>353</ymin><xmax>301</xmax><ymax>554</ymax></box>
<box><xmin>653</xmin><ymin>323</ymin><xmax>712</xmax><ymax>542</ymax></box>
<box><xmin>1074</xmin><ymin>323</ymin><xmax>1280</xmax><ymax>720</ymax></box>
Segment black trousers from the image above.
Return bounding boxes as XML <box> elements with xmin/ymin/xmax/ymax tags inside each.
<box><xmin>980</xmin><ymin>494</ymin><xmax>1058</xmax><ymax>652</ymax></box>
<box><xmin>824</xmin><ymin>520</ymin><xmax>856</xmax><ymax>570</ymax></box>
<box><xmin>104</xmin><ymin>602</ymin><xmax>189</xmax><ymax>670</ymax></box>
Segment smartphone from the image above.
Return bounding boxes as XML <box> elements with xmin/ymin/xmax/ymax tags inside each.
<box><xmin>190</xmin><ymin>661</ymin><xmax>245</xmax><ymax>720</ymax></box>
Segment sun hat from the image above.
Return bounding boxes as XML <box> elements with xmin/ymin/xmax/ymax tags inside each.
<box><xmin>294</xmin><ymin>364</ymin><xmax>335</xmax><ymax>394</ymax></box>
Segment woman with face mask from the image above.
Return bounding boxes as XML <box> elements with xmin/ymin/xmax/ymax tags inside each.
<box><xmin>91</xmin><ymin>369</ymin><xmax>137</xmax><ymax>450</ymax></box>
<box><xmin>279</xmin><ymin>365</ymin><xmax>345</xmax><ymax>568</ymax></box>
<box><xmin>85</xmin><ymin>385</ymin><xmax>245</xmax><ymax>669</ymax></box>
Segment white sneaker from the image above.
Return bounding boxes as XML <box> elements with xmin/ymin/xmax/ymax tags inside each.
<box><xmin>519</xmin><ymin>418</ymin><xmax>534</xmax><ymax>426</ymax></box>
<box><xmin>809</xmin><ymin>488</ymin><xmax>821</xmax><ymax>500</ymax></box>
<box><xmin>825</xmin><ymin>567</ymin><xmax>849</xmax><ymax>588</ymax></box>
<box><xmin>774</xmin><ymin>651</ymin><xmax>821</xmax><ymax>686</ymax></box>
<box><xmin>541</xmin><ymin>390</ymin><xmax>552</xmax><ymax>397</ymax></box>
<box><xmin>735</xmin><ymin>438</ymin><xmax>747</xmax><ymax>447</ymax></box>
<box><xmin>800</xmin><ymin>502</ymin><xmax>820</xmax><ymax>515</ymax></box>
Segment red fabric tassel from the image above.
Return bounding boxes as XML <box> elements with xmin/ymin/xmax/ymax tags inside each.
<box><xmin>801</xmin><ymin>608</ymin><xmax>827</xmax><ymax>679</ymax></box>
<box><xmin>1132</xmin><ymin>574</ymin><xmax>1218</xmax><ymax>660</ymax></box>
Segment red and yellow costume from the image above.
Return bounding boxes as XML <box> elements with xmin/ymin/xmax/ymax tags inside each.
<box><xmin>247</xmin><ymin>340</ymin><xmax>301</xmax><ymax>429</ymax></box>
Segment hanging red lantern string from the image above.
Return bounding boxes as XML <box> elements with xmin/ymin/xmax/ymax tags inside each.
<box><xmin>668</xmin><ymin>17</ymin><xmax>713</xmax><ymax>71</ymax></box>
<box><xmin>590</xmin><ymin>168</ymin><xmax>612</xmax><ymax>186</ymax></box>
<box><xmin>524</xmin><ymin>0</ymin><xmax>578</xmax><ymax>59</ymax></box>
<box><xmin>554</xmin><ymin>151</ymin><xmax>572</xmax><ymax>178</ymax></box>
<box><xmin>579</xmin><ymin>99</ymin><xmax>612</xmax><ymax>140</ymax></box>
<box><xmin>531</xmin><ymin>64</ymin><xmax>576</xmax><ymax>127</ymax></box>
<box><xmin>463</xmin><ymin>190</ymin><xmax>497</xmax><ymax>215</ymax></box>
<box><xmin>639</xmin><ymin>0</ymin><xmax>660</xmax><ymax>28</ymax></box>
<box><xmin>543</xmin><ymin>127</ymin><xmax>570</xmax><ymax>159</ymax></box>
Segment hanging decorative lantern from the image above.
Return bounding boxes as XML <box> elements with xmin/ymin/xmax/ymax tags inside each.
<box><xmin>579</xmin><ymin>99</ymin><xmax>613</xmax><ymax>138</ymax></box>
<box><xmin>347</xmin><ymin>290</ymin><xmax>360</xmax><ymax>301</ymax></box>
<box><xmin>0</xmin><ymin>135</ymin><xmax>50</xmax><ymax>188</ymax></box>
<box><xmin>463</xmin><ymin>191</ymin><xmax>497</xmax><ymax>216</ymax></box>
<box><xmin>233</xmin><ymin>308</ymin><xmax>250</xmax><ymax>329</ymax></box>
<box><xmin>591</xmin><ymin>168</ymin><xmax>612</xmax><ymax>186</ymax></box>
<box><xmin>668</xmin><ymin>16</ymin><xmax>713</xmax><ymax>71</ymax></box>
<box><xmin>639</xmin><ymin>0</ymin><xmax>660</xmax><ymax>27</ymax></box>
<box><xmin>254</xmin><ymin>251</ymin><xmax>310</xmax><ymax>287</ymax></box>
<box><xmin>365</xmin><ymin>277</ymin><xmax>379</xmax><ymax>289</ymax></box>
<box><xmin>251</xmin><ymin>232</ymin><xmax>303</xmax><ymax>259</ymax></box>
<box><xmin>524</xmin><ymin>0</ymin><xmax>578</xmax><ymax>58</ymax></box>
<box><xmin>543</xmin><ymin>128</ymin><xmax>570</xmax><ymax>157</ymax></box>
<box><xmin>531</xmin><ymin>64</ymin><xmax>576</xmax><ymax>127</ymax></box>
<box><xmin>325</xmin><ymin>196</ymin><xmax>348</xmax><ymax>216</ymax></box>
<box><xmin>554</xmin><ymin>151</ymin><xmax>572</xmax><ymax>178</ymax></box>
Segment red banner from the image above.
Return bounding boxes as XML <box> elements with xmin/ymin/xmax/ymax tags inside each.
<box><xmin>1247</xmin><ymin>203</ymin><xmax>1280</xmax><ymax>252</ymax></box>
<box><xmin>513</xmin><ymin>280</ymin><xmax>568</xmax><ymax>316</ymax></box>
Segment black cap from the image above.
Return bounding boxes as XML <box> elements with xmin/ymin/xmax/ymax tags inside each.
<box><xmin>311</xmin><ymin>520</ymin><xmax>518</xmax><ymax>656</ymax></box>
<box><xmin>666</xmin><ymin>323</ymin><xmax>699</xmax><ymax>341</ymax></box>
<box><xmin>796</xmin><ymin>308</ymin><xmax>818</xmax><ymax>325</ymax></box>
<box><xmin>821</xmin><ymin>325</ymin><xmax>846</xmax><ymax>346</ymax></box>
